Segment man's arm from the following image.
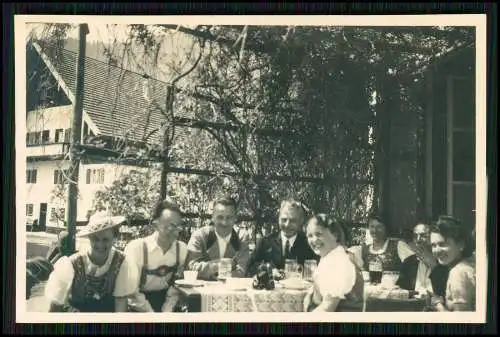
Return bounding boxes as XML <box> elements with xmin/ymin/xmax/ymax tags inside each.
<box><xmin>122</xmin><ymin>241</ymin><xmax>154</xmax><ymax>312</ymax></box>
<box><xmin>115</xmin><ymin>297</ymin><xmax>129</xmax><ymax>312</ymax></box>
<box><xmin>161</xmin><ymin>286</ymin><xmax>183</xmax><ymax>312</ymax></box>
<box><xmin>232</xmin><ymin>240</ymin><xmax>251</xmax><ymax>278</ymax></box>
<box><xmin>186</xmin><ymin>230</ymin><xmax>214</xmax><ymax>280</ymax></box>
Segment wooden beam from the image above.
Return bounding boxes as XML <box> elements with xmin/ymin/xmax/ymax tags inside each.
<box><xmin>172</xmin><ymin>116</ymin><xmax>300</xmax><ymax>139</ymax></box>
<box><xmin>165</xmin><ymin>165</ymin><xmax>373</xmax><ymax>185</ymax></box>
<box><xmin>160</xmin><ymin>25</ymin><xmax>276</xmax><ymax>55</ymax></box>
<box><xmin>74</xmin><ymin>144</ymin><xmax>373</xmax><ymax>185</ymax></box>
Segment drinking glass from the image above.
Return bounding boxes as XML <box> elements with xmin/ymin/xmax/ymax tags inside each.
<box><xmin>368</xmin><ymin>260</ymin><xmax>383</xmax><ymax>284</ymax></box>
<box><xmin>218</xmin><ymin>258</ymin><xmax>233</xmax><ymax>279</ymax></box>
<box><xmin>303</xmin><ymin>260</ymin><xmax>317</xmax><ymax>282</ymax></box>
<box><xmin>285</xmin><ymin>259</ymin><xmax>301</xmax><ymax>279</ymax></box>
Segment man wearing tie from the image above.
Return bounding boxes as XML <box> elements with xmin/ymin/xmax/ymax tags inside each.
<box><xmin>246</xmin><ymin>199</ymin><xmax>319</xmax><ymax>277</ymax></box>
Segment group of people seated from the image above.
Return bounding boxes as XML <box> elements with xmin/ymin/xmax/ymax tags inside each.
<box><xmin>33</xmin><ymin>196</ymin><xmax>475</xmax><ymax>313</ymax></box>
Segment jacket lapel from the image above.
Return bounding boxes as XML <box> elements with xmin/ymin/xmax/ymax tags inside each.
<box><xmin>207</xmin><ymin>228</ymin><xmax>242</xmax><ymax>259</ymax></box>
<box><xmin>273</xmin><ymin>234</ymin><xmax>284</xmax><ymax>265</ymax></box>
<box><xmin>206</xmin><ymin>229</ymin><xmax>220</xmax><ymax>260</ymax></box>
<box><xmin>223</xmin><ymin>230</ymin><xmax>240</xmax><ymax>258</ymax></box>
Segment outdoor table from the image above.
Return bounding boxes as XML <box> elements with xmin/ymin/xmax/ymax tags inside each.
<box><xmin>176</xmin><ymin>279</ymin><xmax>428</xmax><ymax>313</ymax></box>
<box><xmin>175</xmin><ymin>279</ymin><xmax>308</xmax><ymax>312</ymax></box>
<box><xmin>363</xmin><ymin>283</ymin><xmax>427</xmax><ymax>312</ymax></box>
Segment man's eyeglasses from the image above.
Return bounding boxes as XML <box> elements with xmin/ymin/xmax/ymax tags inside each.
<box><xmin>157</xmin><ymin>221</ymin><xmax>184</xmax><ymax>231</ymax></box>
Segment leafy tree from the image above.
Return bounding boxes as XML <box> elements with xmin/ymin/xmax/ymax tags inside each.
<box><xmin>28</xmin><ymin>23</ymin><xmax>475</xmax><ymax>239</ymax></box>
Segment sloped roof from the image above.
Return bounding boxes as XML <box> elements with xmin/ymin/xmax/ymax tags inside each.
<box><xmin>33</xmin><ymin>42</ymin><xmax>177</xmax><ymax>144</ymax></box>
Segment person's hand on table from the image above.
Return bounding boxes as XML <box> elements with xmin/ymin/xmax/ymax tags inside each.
<box><xmin>207</xmin><ymin>260</ymin><xmax>220</xmax><ymax>279</ymax></box>
<box><xmin>272</xmin><ymin>268</ymin><xmax>285</xmax><ymax>281</ymax></box>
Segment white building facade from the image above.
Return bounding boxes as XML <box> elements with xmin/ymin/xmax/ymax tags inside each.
<box><xmin>26</xmin><ymin>105</ymin><xmax>141</xmax><ymax>229</ymax></box>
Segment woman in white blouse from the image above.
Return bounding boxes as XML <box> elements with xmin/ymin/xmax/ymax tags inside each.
<box><xmin>44</xmin><ymin>216</ymin><xmax>138</xmax><ymax>312</ymax></box>
<box><xmin>303</xmin><ymin>214</ymin><xmax>364</xmax><ymax>312</ymax></box>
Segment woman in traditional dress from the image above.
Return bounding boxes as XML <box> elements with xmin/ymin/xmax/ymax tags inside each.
<box><xmin>44</xmin><ymin>216</ymin><xmax>138</xmax><ymax>312</ymax></box>
<box><xmin>349</xmin><ymin>215</ymin><xmax>415</xmax><ymax>273</ymax></box>
<box><xmin>428</xmin><ymin>216</ymin><xmax>476</xmax><ymax>312</ymax></box>
<box><xmin>303</xmin><ymin>214</ymin><xmax>364</xmax><ymax>312</ymax></box>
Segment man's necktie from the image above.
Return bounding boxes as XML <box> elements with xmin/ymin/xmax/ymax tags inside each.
<box><xmin>284</xmin><ymin>239</ymin><xmax>291</xmax><ymax>259</ymax></box>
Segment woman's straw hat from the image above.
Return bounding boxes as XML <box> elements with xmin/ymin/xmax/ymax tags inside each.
<box><xmin>76</xmin><ymin>215</ymin><xmax>127</xmax><ymax>238</ymax></box>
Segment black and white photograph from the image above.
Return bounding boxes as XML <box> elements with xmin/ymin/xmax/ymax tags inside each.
<box><xmin>16</xmin><ymin>15</ymin><xmax>487</xmax><ymax>323</ymax></box>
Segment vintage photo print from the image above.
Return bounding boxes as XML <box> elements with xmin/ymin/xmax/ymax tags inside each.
<box><xmin>15</xmin><ymin>14</ymin><xmax>487</xmax><ymax>324</ymax></box>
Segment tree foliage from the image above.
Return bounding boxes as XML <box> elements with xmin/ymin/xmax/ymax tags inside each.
<box><xmin>28</xmin><ymin>23</ymin><xmax>475</xmax><ymax>236</ymax></box>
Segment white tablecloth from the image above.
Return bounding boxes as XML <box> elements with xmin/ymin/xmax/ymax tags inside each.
<box><xmin>198</xmin><ymin>280</ymin><xmax>308</xmax><ymax>312</ymax></box>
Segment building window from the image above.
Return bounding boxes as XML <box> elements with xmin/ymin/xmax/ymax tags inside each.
<box><xmin>27</xmin><ymin>132</ymin><xmax>43</xmax><ymax>145</ymax></box>
<box><xmin>34</xmin><ymin>132</ymin><xmax>42</xmax><ymax>145</ymax></box>
<box><xmin>64</xmin><ymin>128</ymin><xmax>72</xmax><ymax>142</ymax></box>
<box><xmin>86</xmin><ymin>168</ymin><xmax>105</xmax><ymax>184</ymax></box>
<box><xmin>26</xmin><ymin>169</ymin><xmax>37</xmax><ymax>184</ymax></box>
<box><xmin>55</xmin><ymin>129</ymin><xmax>64</xmax><ymax>143</ymax></box>
<box><xmin>446</xmin><ymin>76</ymin><xmax>475</xmax><ymax>228</ymax></box>
<box><xmin>26</xmin><ymin>204</ymin><xmax>34</xmax><ymax>217</ymax></box>
<box><xmin>54</xmin><ymin>169</ymin><xmax>70</xmax><ymax>184</ymax></box>
<box><xmin>42</xmin><ymin>130</ymin><xmax>50</xmax><ymax>143</ymax></box>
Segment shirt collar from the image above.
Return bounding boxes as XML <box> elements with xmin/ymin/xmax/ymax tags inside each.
<box><xmin>84</xmin><ymin>247</ymin><xmax>116</xmax><ymax>272</ymax></box>
<box><xmin>281</xmin><ymin>232</ymin><xmax>298</xmax><ymax>246</ymax></box>
<box><xmin>145</xmin><ymin>232</ymin><xmax>165</xmax><ymax>253</ymax></box>
<box><xmin>215</xmin><ymin>230</ymin><xmax>232</xmax><ymax>243</ymax></box>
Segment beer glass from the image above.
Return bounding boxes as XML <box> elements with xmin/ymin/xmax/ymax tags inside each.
<box><xmin>303</xmin><ymin>260</ymin><xmax>317</xmax><ymax>282</ymax></box>
<box><xmin>285</xmin><ymin>259</ymin><xmax>301</xmax><ymax>279</ymax></box>
<box><xmin>218</xmin><ymin>258</ymin><xmax>233</xmax><ymax>279</ymax></box>
<box><xmin>368</xmin><ymin>260</ymin><xmax>383</xmax><ymax>284</ymax></box>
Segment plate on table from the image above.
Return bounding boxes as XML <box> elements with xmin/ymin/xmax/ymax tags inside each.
<box><xmin>280</xmin><ymin>278</ymin><xmax>312</xmax><ymax>290</ymax></box>
<box><xmin>175</xmin><ymin>279</ymin><xmax>205</xmax><ymax>288</ymax></box>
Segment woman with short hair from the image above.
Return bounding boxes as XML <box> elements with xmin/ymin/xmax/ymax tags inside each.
<box><xmin>350</xmin><ymin>215</ymin><xmax>415</xmax><ymax>273</ymax></box>
<box><xmin>303</xmin><ymin>214</ymin><xmax>364</xmax><ymax>312</ymax></box>
<box><xmin>428</xmin><ymin>216</ymin><xmax>476</xmax><ymax>312</ymax></box>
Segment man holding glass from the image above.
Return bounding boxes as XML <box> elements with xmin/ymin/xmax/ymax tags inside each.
<box><xmin>186</xmin><ymin>197</ymin><xmax>251</xmax><ymax>281</ymax></box>
<box><xmin>246</xmin><ymin>199</ymin><xmax>319</xmax><ymax>278</ymax></box>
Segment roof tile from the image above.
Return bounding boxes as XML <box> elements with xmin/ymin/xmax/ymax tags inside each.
<box><xmin>38</xmin><ymin>44</ymin><xmax>194</xmax><ymax>144</ymax></box>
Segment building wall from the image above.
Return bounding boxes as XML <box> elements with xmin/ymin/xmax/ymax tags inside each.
<box><xmin>25</xmin><ymin>160</ymin><xmax>146</xmax><ymax>226</ymax></box>
<box><xmin>25</xmin><ymin>105</ymin><xmax>151</xmax><ymax>228</ymax></box>
<box><xmin>26</xmin><ymin>105</ymin><xmax>73</xmax><ymax>133</ymax></box>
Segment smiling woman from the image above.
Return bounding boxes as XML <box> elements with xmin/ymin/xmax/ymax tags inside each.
<box><xmin>304</xmin><ymin>214</ymin><xmax>364</xmax><ymax>312</ymax></box>
<box><xmin>44</xmin><ymin>216</ymin><xmax>139</xmax><ymax>312</ymax></box>
<box><xmin>429</xmin><ymin>216</ymin><xmax>476</xmax><ymax>312</ymax></box>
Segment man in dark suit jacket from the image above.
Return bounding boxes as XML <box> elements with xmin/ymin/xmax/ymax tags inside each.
<box><xmin>246</xmin><ymin>199</ymin><xmax>318</xmax><ymax>277</ymax></box>
<box><xmin>396</xmin><ymin>223</ymin><xmax>449</xmax><ymax>296</ymax></box>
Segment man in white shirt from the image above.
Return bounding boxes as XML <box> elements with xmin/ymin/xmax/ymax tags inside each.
<box><xmin>186</xmin><ymin>197</ymin><xmax>251</xmax><ymax>280</ymax></box>
<box><xmin>124</xmin><ymin>198</ymin><xmax>188</xmax><ymax>312</ymax></box>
